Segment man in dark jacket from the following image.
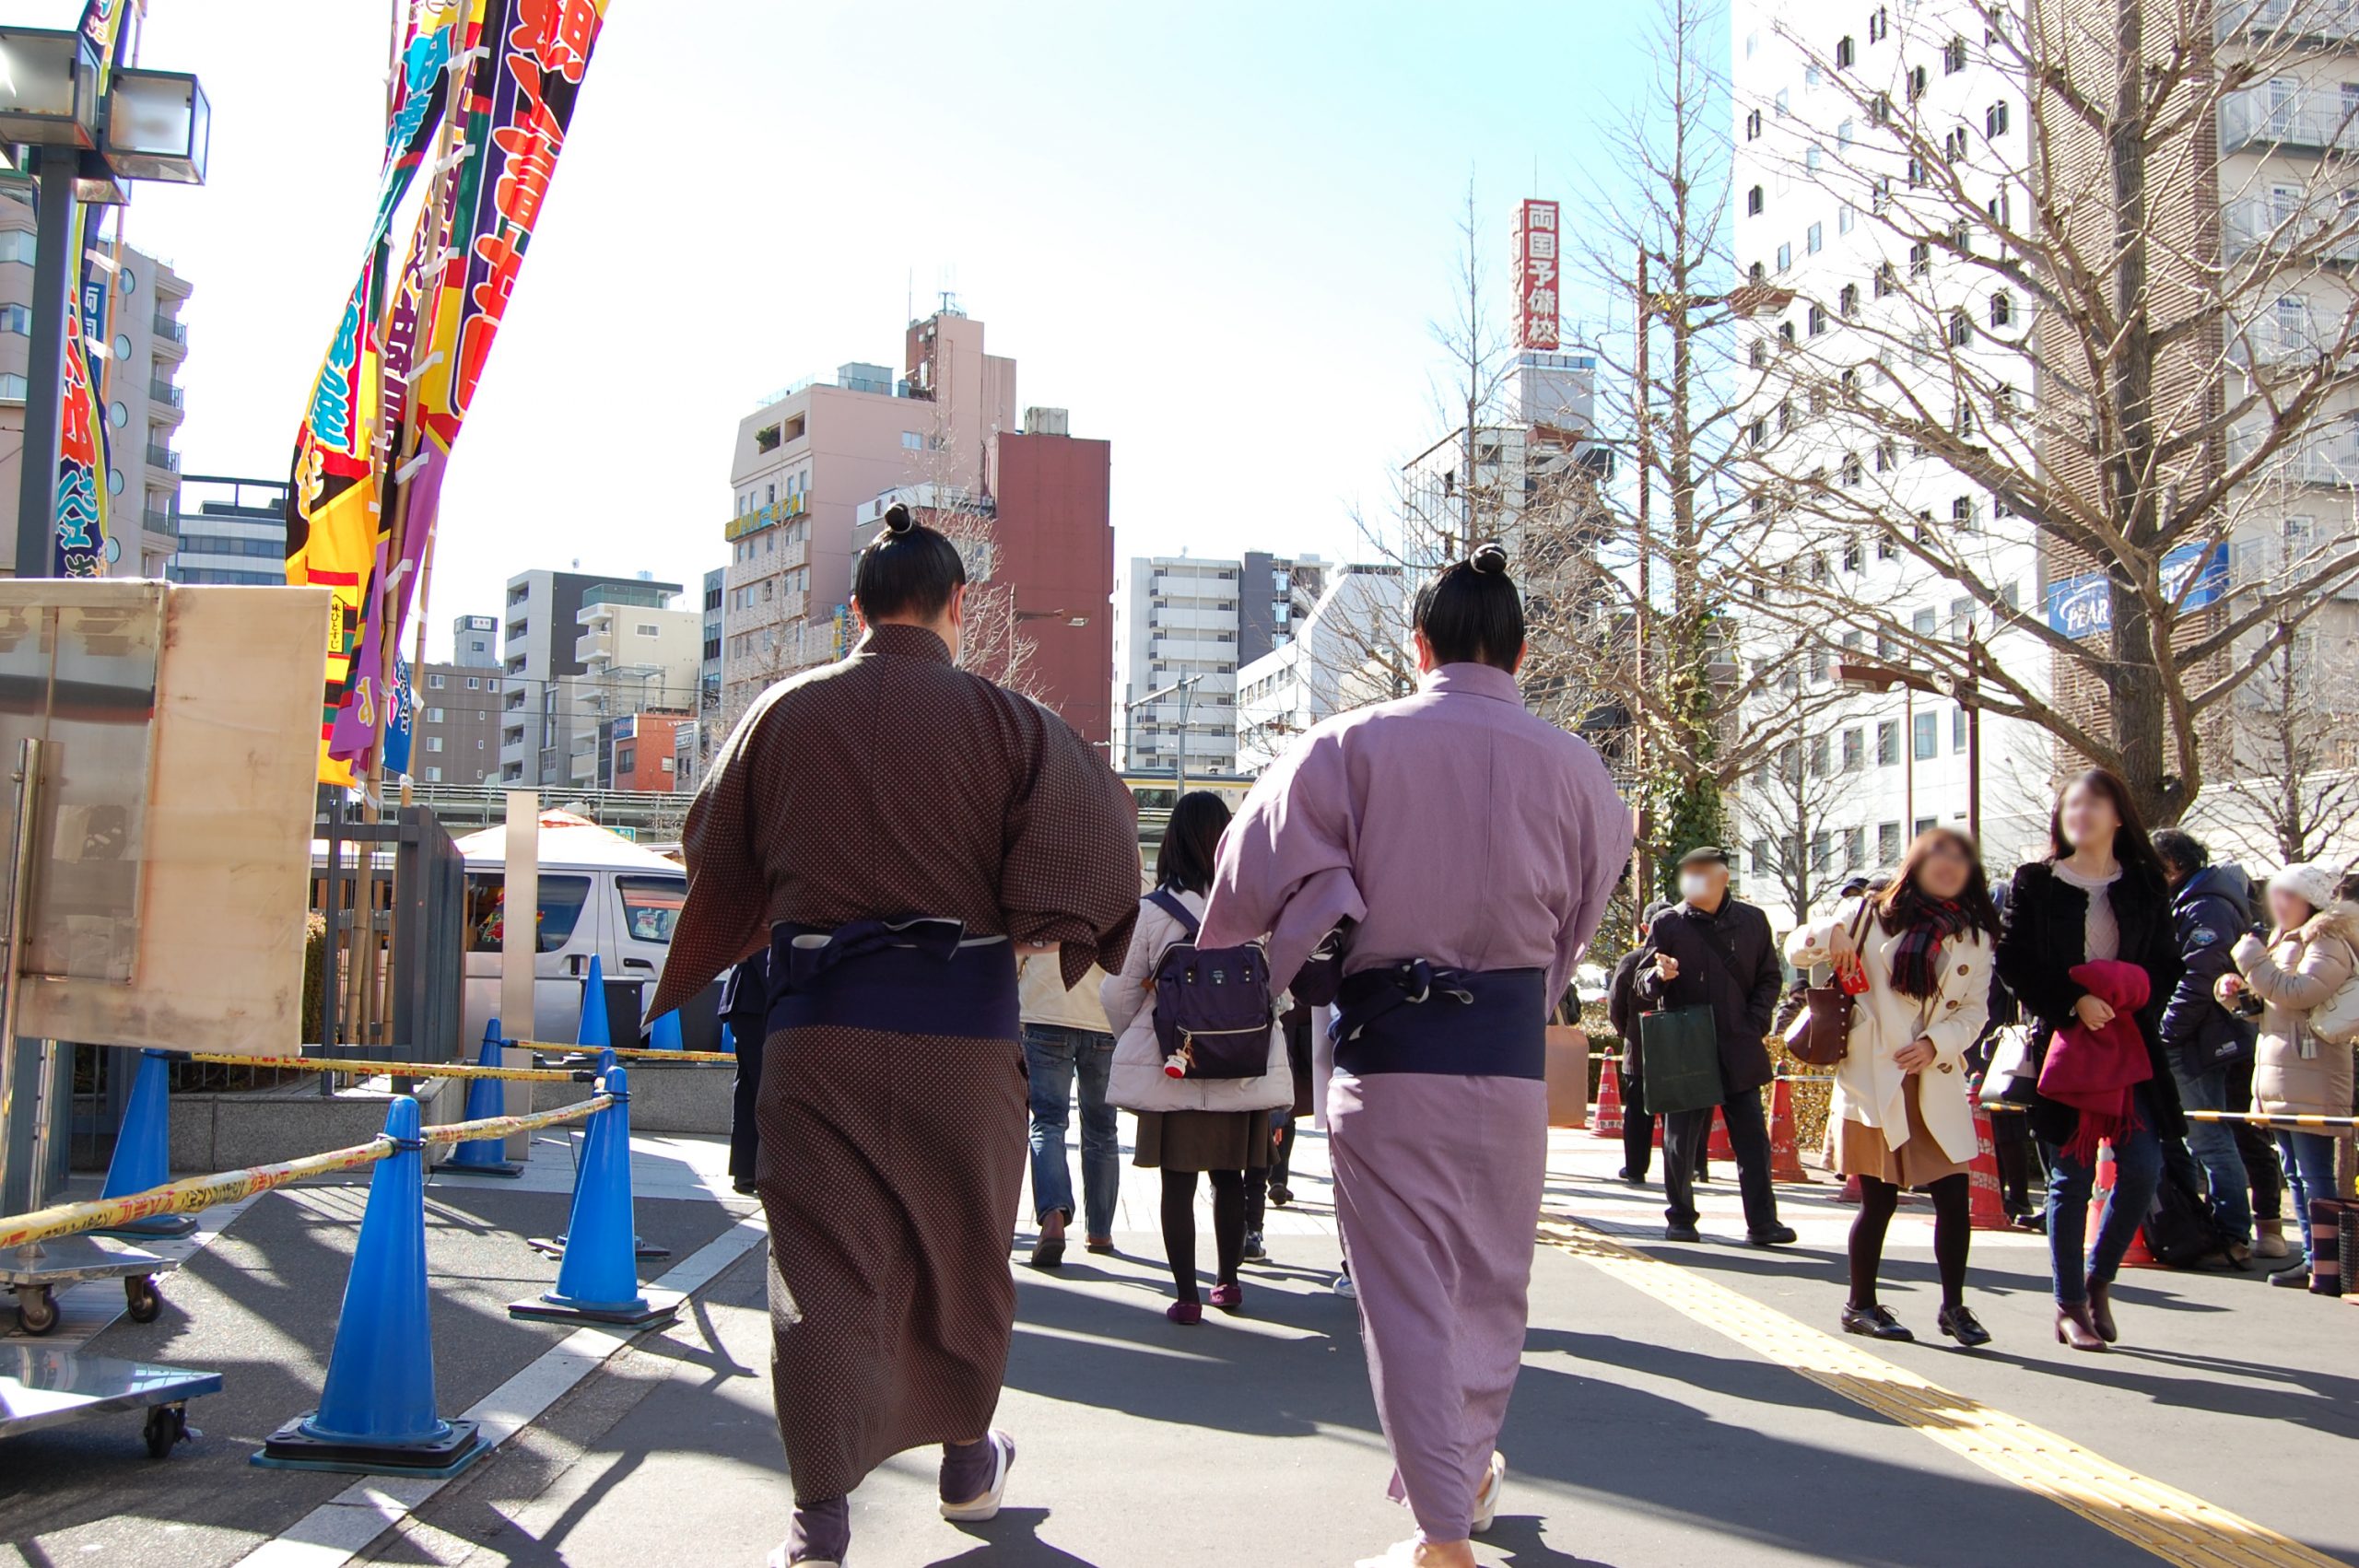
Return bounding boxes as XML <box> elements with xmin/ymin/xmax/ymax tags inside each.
<box><xmin>1606</xmin><ymin>902</ymin><xmax>1672</xmax><ymax>1185</ymax></box>
<box><xmin>1636</xmin><ymin>848</ymin><xmax>1794</xmax><ymax>1246</ymax></box>
<box><xmin>2152</xmin><ymin>829</ymin><xmax>2275</xmax><ymax>1260</ymax></box>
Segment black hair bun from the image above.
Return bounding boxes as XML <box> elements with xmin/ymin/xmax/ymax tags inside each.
<box><xmin>884</xmin><ymin>502</ymin><xmax>916</xmax><ymax>536</ymax></box>
<box><xmin>1470</xmin><ymin>542</ymin><xmax>1508</xmax><ymax>576</ymax></box>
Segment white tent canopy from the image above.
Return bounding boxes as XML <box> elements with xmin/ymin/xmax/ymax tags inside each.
<box><xmin>449</xmin><ymin>809</ymin><xmax>687</xmax><ymax>872</ymax></box>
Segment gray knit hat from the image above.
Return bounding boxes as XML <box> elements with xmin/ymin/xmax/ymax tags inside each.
<box><xmin>2269</xmin><ymin>860</ymin><xmax>2343</xmax><ymax>917</ymax></box>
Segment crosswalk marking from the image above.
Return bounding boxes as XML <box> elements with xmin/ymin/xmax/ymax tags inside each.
<box><xmin>1541</xmin><ymin>1218</ymin><xmax>2344</xmax><ymax>1568</ymax></box>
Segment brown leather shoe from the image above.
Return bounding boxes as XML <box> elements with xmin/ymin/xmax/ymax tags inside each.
<box><xmin>2087</xmin><ymin>1281</ymin><xmax>2119</xmax><ymax>1343</ymax></box>
<box><xmin>2055</xmin><ymin>1301</ymin><xmax>2107</xmax><ymax>1352</ymax></box>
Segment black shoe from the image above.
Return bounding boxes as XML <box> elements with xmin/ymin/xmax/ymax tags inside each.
<box><xmin>2269</xmin><ymin>1267</ymin><xmax>2313</xmax><ymax>1289</ymax></box>
<box><xmin>1242</xmin><ymin>1231</ymin><xmax>1267</xmax><ymax>1261</ymax></box>
<box><xmin>1748</xmin><ymin>1225</ymin><xmax>1799</xmax><ymax>1247</ymax></box>
<box><xmin>1937</xmin><ymin>1304</ymin><xmax>1992</xmax><ymax>1347</ymax></box>
<box><xmin>1664</xmin><ymin>1223</ymin><xmax>1701</xmax><ymax>1243</ymax></box>
<box><xmin>1268</xmin><ymin>1184</ymin><xmax>1293</xmax><ymax>1208</ymax></box>
<box><xmin>2010</xmin><ymin>1211</ymin><xmax>2046</xmax><ymax>1234</ymax></box>
<box><xmin>1027</xmin><ymin>1235</ymin><xmax>1065</xmax><ymax>1270</ymax></box>
<box><xmin>1841</xmin><ymin>1303</ymin><xmax>1914</xmax><ymax>1341</ymax></box>
<box><xmin>1618</xmin><ymin>1167</ymin><xmax>1648</xmax><ymax>1187</ymax></box>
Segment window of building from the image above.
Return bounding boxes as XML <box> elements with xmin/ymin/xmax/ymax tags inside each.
<box><xmin>1748</xmin><ymin>183</ymin><xmax>1765</xmax><ymax>216</ymax></box>
<box><xmin>1744</xmin><ymin>29</ymin><xmax>1760</xmax><ymax>56</ymax></box>
<box><xmin>1909</xmin><ymin>240</ymin><xmax>1931</xmax><ymax>277</ymax></box>
<box><xmin>1749</xmin><ymin>260</ymin><xmax>1766</xmax><ymax>286</ymax></box>
<box><xmin>1913</xmin><ymin>711</ymin><xmax>1938</xmax><ymax>760</ymax></box>
<box><xmin>467</xmin><ymin>676</ymin><xmax>482</xmax><ymax>689</ymax></box>
<box><xmin>1944</xmin><ymin>35</ymin><xmax>1967</xmax><ymax>74</ymax></box>
<box><xmin>1944</xmin><ymin>125</ymin><xmax>1969</xmax><ymax>161</ymax></box>
<box><xmin>427</xmin><ymin>706</ymin><xmax>445</xmax><ymax>722</ymax></box>
<box><xmin>1811</xmin><ymin>831</ymin><xmax>1834</xmax><ymax>872</ymax></box>
<box><xmin>1778</xmin><ymin>241</ymin><xmax>1792</xmax><ymax>271</ymax></box>
<box><xmin>636</xmin><ymin>622</ymin><xmax>658</xmax><ymax>637</ymax></box>
<box><xmin>1987</xmin><ymin>99</ymin><xmax>2011</xmax><ymax>137</ymax></box>
<box><xmin>1872</xmin><ymin>91</ymin><xmax>1892</xmax><ymax>126</ymax></box>
<box><xmin>1805</xmin><ymin>63</ymin><xmax>1823</xmax><ymax>87</ymax></box>
<box><xmin>1776</xmin><ymin>87</ymin><xmax>1790</xmax><ymax>115</ymax></box>
<box><xmin>1808</xmin><ymin>302</ymin><xmax>1828</xmax><ymax>334</ymax></box>
<box><xmin>1908</xmin><ymin>64</ymin><xmax>1928</xmax><ymax>100</ymax></box>
<box><xmin>1877</xmin><ymin>721</ymin><xmax>1900</xmax><ymax>766</ymax></box>
<box><xmin>1952</xmin><ymin>496</ymin><xmax>1978</xmax><ymax>532</ymax></box>
<box><xmin>1989</xmin><ymin>288</ymin><xmax>2013</xmax><ymax>328</ymax></box>
<box><xmin>0</xmin><ymin>304</ymin><xmax>28</xmax><ymax>335</ymax></box>
<box><xmin>1872</xmin><ymin>261</ymin><xmax>1895</xmax><ymax>300</ymax></box>
<box><xmin>1879</xmin><ymin>821</ymin><xmax>1901</xmax><ymax>862</ymax></box>
<box><xmin>0</xmin><ymin>233</ymin><xmax>35</xmax><ymax>266</ymax></box>
<box><xmin>1749</xmin><ymin>339</ymin><xmax>1769</xmax><ymax>368</ymax></box>
<box><xmin>1809</xmin><ymin>735</ymin><xmax>1832</xmax><ymax>777</ymax></box>
<box><xmin>1870</xmin><ymin>6</ymin><xmax>1889</xmax><ymax>43</ymax></box>
<box><xmin>1806</xmin><ymin>144</ymin><xmax>1823</xmax><ymax>173</ymax></box>
<box><xmin>900</xmin><ymin>430</ymin><xmax>923</xmax><ymax>450</ymax></box>
<box><xmin>1844</xmin><ymin>539</ymin><xmax>1864</xmax><ymax>571</ymax></box>
<box><xmin>1842</xmin><ymin>452</ymin><xmax>1863</xmax><ymax>486</ymax></box>
<box><xmin>428</xmin><ymin>735</ymin><xmax>445</xmax><ymax>753</ymax></box>
<box><xmin>1844</xmin><ymin>825</ymin><xmax>1867</xmax><ymax>871</ymax></box>
<box><xmin>1838</xmin><ymin>203</ymin><xmax>1856</xmax><ymax>235</ymax></box>
<box><xmin>1953</xmin><ymin>707</ymin><xmax>1968</xmax><ymax>750</ymax></box>
<box><xmin>1948</xmin><ymin>309</ymin><xmax>1972</xmax><ymax>347</ymax></box>
<box><xmin>1746</xmin><ymin>108</ymin><xmax>1763</xmax><ymax>140</ymax></box>
<box><xmin>1952</xmin><ymin>218</ymin><xmax>1973</xmax><ymax>255</ymax></box>
<box><xmin>1807</xmin><ymin>221</ymin><xmax>1825</xmax><ymax>254</ymax></box>
<box><xmin>428</xmin><ymin>673</ymin><xmax>446</xmax><ymax>689</ymax></box>
<box><xmin>1837</xmin><ymin>34</ymin><xmax>1856</xmax><ymax>68</ymax></box>
<box><xmin>1839</xmin><ymin>282</ymin><xmax>1860</xmax><ymax>318</ymax></box>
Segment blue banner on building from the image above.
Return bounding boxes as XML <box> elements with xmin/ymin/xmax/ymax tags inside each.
<box><xmin>2045</xmin><ymin>544</ymin><xmax>2228</xmax><ymax>639</ymax></box>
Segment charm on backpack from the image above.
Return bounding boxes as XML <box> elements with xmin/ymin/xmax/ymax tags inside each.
<box><xmin>1144</xmin><ymin>889</ymin><xmax>1276</xmax><ymax>1080</ymax></box>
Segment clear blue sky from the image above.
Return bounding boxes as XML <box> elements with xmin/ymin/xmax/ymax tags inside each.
<box><xmin>59</xmin><ymin>1</ymin><xmax>1687</xmax><ymax>658</ymax></box>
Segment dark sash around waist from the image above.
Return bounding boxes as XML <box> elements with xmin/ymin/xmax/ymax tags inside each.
<box><xmin>765</xmin><ymin>917</ymin><xmax>1018</xmax><ymax>1041</ymax></box>
<box><xmin>1332</xmin><ymin>962</ymin><xmax>1547</xmax><ymax>1080</ymax></box>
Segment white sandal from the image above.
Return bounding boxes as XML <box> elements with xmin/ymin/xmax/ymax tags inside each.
<box><xmin>939</xmin><ymin>1430</ymin><xmax>1015</xmax><ymax>1523</ymax></box>
<box><xmin>1471</xmin><ymin>1449</ymin><xmax>1507</xmax><ymax>1534</ymax></box>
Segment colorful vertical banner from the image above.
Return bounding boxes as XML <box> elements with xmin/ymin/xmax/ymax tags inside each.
<box><xmin>299</xmin><ymin>0</ymin><xmax>612</xmax><ymax>786</ymax></box>
<box><xmin>51</xmin><ymin>0</ymin><xmax>131</xmax><ymax>578</ymax></box>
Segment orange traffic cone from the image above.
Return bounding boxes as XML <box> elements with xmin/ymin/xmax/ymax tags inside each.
<box><xmin>2088</xmin><ymin>1140</ymin><xmax>2160</xmax><ymax>1269</ymax></box>
<box><xmin>1767</xmin><ymin>1078</ymin><xmax>1812</xmax><ymax>1184</ymax></box>
<box><xmin>1966</xmin><ymin>1090</ymin><xmax>2011</xmax><ymax>1231</ymax></box>
<box><xmin>1708</xmin><ymin>1106</ymin><xmax>1736</xmax><ymax>1162</ymax></box>
<box><xmin>1593</xmin><ymin>1052</ymin><xmax>1625</xmax><ymax>1140</ymax></box>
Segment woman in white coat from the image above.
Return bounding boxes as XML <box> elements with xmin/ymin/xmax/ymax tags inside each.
<box><xmin>1103</xmin><ymin>791</ymin><xmax>1292</xmax><ymax>1324</ymax></box>
<box><xmin>1787</xmin><ymin>828</ymin><xmax>2000</xmax><ymax>1348</ymax></box>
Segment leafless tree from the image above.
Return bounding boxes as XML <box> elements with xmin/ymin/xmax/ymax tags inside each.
<box><xmin>1731</xmin><ymin>0</ymin><xmax>2359</xmax><ymax>830</ymax></box>
<box><xmin>2197</xmin><ymin>625</ymin><xmax>2359</xmax><ymax>865</ymax></box>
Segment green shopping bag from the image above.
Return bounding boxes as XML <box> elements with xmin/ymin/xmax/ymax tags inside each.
<box><xmin>1637</xmin><ymin>1005</ymin><xmax>1725</xmax><ymax>1115</ymax></box>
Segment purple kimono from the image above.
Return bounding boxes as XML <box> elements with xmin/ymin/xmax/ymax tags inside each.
<box><xmin>1202</xmin><ymin>661</ymin><xmax>1630</xmax><ymax>1545</ymax></box>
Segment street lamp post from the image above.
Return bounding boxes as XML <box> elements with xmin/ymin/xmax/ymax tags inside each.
<box><xmin>1836</xmin><ymin>641</ymin><xmax>1983</xmax><ymax>847</ymax></box>
<box><xmin>0</xmin><ymin>28</ymin><xmax>209</xmax><ymax>578</ymax></box>
<box><xmin>1124</xmin><ymin>673</ymin><xmax>1205</xmax><ymax>793</ymax></box>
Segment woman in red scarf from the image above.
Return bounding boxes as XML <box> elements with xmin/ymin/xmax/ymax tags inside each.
<box><xmin>1994</xmin><ymin>769</ymin><xmax>2185</xmax><ymax>1352</ymax></box>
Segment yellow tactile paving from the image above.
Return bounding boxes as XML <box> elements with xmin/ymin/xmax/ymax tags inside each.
<box><xmin>1541</xmin><ymin>1219</ymin><xmax>2344</xmax><ymax>1568</ymax></box>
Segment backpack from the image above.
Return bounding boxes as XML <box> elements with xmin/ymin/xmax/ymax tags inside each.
<box><xmin>1144</xmin><ymin>889</ymin><xmax>1275</xmax><ymax>1081</ymax></box>
<box><xmin>2140</xmin><ymin>1161</ymin><xmax>2235</xmax><ymax>1269</ymax></box>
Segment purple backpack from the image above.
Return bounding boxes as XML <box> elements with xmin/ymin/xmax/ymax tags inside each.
<box><xmin>1145</xmin><ymin>889</ymin><xmax>1275</xmax><ymax>1080</ymax></box>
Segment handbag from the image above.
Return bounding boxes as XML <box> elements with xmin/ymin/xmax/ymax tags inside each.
<box><xmin>1782</xmin><ymin>900</ymin><xmax>1876</xmax><ymax>1069</ymax></box>
<box><xmin>1637</xmin><ymin>1004</ymin><xmax>1725</xmax><ymax>1115</ymax></box>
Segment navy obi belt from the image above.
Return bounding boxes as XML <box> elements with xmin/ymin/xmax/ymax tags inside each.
<box><xmin>764</xmin><ymin>917</ymin><xmax>1018</xmax><ymax>1040</ymax></box>
<box><xmin>1332</xmin><ymin>962</ymin><xmax>1546</xmax><ymax>1080</ymax></box>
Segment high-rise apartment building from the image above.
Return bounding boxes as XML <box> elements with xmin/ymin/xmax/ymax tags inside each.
<box><xmin>452</xmin><ymin>614</ymin><xmax>499</xmax><ymax>669</ymax></box>
<box><xmin>1114</xmin><ymin>552</ymin><xmax>1325</xmax><ymax>776</ymax></box>
<box><xmin>1233</xmin><ymin>565</ymin><xmax>1407</xmax><ymax>775</ymax></box>
<box><xmin>721</xmin><ymin>307</ymin><xmax>1015</xmax><ymax>721</ymax></box>
<box><xmin>1727</xmin><ymin>0</ymin><xmax>2055</xmax><ymax>919</ymax></box>
<box><xmin>1402</xmin><ymin>347</ymin><xmax>1608</xmax><ymax>556</ymax></box>
<box><xmin>565</xmin><ymin>589</ymin><xmax>700</xmax><ymax>790</ymax></box>
<box><xmin>413</xmin><ymin>662</ymin><xmax>501</xmax><ymax>785</ymax></box>
<box><xmin>170</xmin><ymin>474</ymin><xmax>284</xmax><ymax>585</ymax></box>
<box><xmin>0</xmin><ymin>209</ymin><xmax>189</xmax><ymax>578</ymax></box>
<box><xmin>498</xmin><ymin>569</ymin><xmax>682</xmax><ymax>786</ymax></box>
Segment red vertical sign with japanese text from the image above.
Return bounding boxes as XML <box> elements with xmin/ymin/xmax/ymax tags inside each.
<box><xmin>1514</xmin><ymin>199</ymin><xmax>1560</xmax><ymax>351</ymax></box>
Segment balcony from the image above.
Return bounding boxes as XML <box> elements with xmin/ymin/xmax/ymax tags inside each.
<box><xmin>2222</xmin><ymin>197</ymin><xmax>2359</xmax><ymax>266</ymax></box>
<box><xmin>141</xmin><ymin>505</ymin><xmax>178</xmax><ymax>537</ymax></box>
<box><xmin>2219</xmin><ymin>90</ymin><xmax>2359</xmax><ymax>157</ymax></box>
<box><xmin>2217</xmin><ymin>0</ymin><xmax>2359</xmax><ymax>44</ymax></box>
<box><xmin>151</xmin><ymin>313</ymin><xmax>188</xmax><ymax>354</ymax></box>
<box><xmin>2230</xmin><ymin>419</ymin><xmax>2359</xmax><ymax>486</ymax></box>
<box><xmin>146</xmin><ymin>442</ymin><xmax>180</xmax><ymax>473</ymax></box>
<box><xmin>148</xmin><ymin>377</ymin><xmax>182</xmax><ymax>408</ymax></box>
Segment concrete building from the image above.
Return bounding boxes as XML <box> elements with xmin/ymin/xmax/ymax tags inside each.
<box><xmin>1726</xmin><ymin>0</ymin><xmax>2054</xmax><ymax>922</ymax></box>
<box><xmin>452</xmin><ymin>614</ymin><xmax>499</xmax><ymax>670</ymax></box>
<box><xmin>170</xmin><ymin>474</ymin><xmax>284</xmax><ymax>585</ymax></box>
<box><xmin>1402</xmin><ymin>349</ymin><xmax>1608</xmax><ymax>556</ymax></box>
<box><xmin>722</xmin><ymin>307</ymin><xmax>1015</xmax><ymax>722</ymax></box>
<box><xmin>1234</xmin><ymin>564</ymin><xmax>1408</xmax><ymax>774</ymax></box>
<box><xmin>0</xmin><ymin>205</ymin><xmax>189</xmax><ymax>578</ymax></box>
<box><xmin>499</xmin><ymin>569</ymin><xmax>682</xmax><ymax>787</ymax></box>
<box><xmin>1113</xmin><ymin>552</ymin><xmax>1326</xmax><ymax>776</ymax></box>
<box><xmin>564</xmin><ymin>590</ymin><xmax>700</xmax><ymax>790</ymax></box>
<box><xmin>607</xmin><ymin>710</ymin><xmax>693</xmax><ymax>793</ymax></box>
<box><xmin>413</xmin><ymin>661</ymin><xmax>501</xmax><ymax>785</ymax></box>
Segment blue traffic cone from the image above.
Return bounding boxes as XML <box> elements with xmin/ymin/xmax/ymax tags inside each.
<box><xmin>95</xmin><ymin>1049</ymin><xmax>197</xmax><ymax>1239</ymax></box>
<box><xmin>577</xmin><ymin>955</ymin><xmax>611</xmax><ymax>1048</ymax></box>
<box><xmin>648</xmin><ymin>1010</ymin><xmax>684</xmax><ymax>1052</ymax></box>
<box><xmin>442</xmin><ymin>1020</ymin><xmax>523</xmax><ymax>1177</ymax></box>
<box><xmin>526</xmin><ymin>1045</ymin><xmax>665</xmax><ymax>1261</ymax></box>
<box><xmin>719</xmin><ymin>1020</ymin><xmax>736</xmax><ymax>1056</ymax></box>
<box><xmin>255</xmin><ymin>1096</ymin><xmax>489</xmax><ymax>1476</ymax></box>
<box><xmin>511</xmin><ymin>1067</ymin><xmax>681</xmax><ymax>1328</ymax></box>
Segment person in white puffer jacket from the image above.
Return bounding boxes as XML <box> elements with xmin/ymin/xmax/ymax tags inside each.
<box><xmin>1101</xmin><ymin>791</ymin><xmax>1290</xmax><ymax>1324</ymax></box>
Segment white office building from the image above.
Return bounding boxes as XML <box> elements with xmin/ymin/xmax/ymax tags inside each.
<box><xmin>1113</xmin><ymin>552</ymin><xmax>1325</xmax><ymax>776</ymax></box>
<box><xmin>1233</xmin><ymin>565</ymin><xmax>1408</xmax><ymax>775</ymax></box>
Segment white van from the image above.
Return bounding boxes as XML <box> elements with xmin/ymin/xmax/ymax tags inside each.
<box><xmin>447</xmin><ymin>812</ymin><xmax>690</xmax><ymax>1047</ymax></box>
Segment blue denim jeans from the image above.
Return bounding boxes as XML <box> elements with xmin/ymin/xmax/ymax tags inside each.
<box><xmin>2170</xmin><ymin>1061</ymin><xmax>2254</xmax><ymax>1244</ymax></box>
<box><xmin>2042</xmin><ymin>1085</ymin><xmax>2165</xmax><ymax>1305</ymax></box>
<box><xmin>2280</xmin><ymin>1129</ymin><xmax>2343</xmax><ymax>1270</ymax></box>
<box><xmin>1023</xmin><ymin>1024</ymin><xmax>1119</xmax><ymax>1236</ymax></box>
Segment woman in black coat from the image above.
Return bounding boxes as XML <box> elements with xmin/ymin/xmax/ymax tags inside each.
<box><xmin>1994</xmin><ymin>767</ymin><xmax>2185</xmax><ymax>1353</ymax></box>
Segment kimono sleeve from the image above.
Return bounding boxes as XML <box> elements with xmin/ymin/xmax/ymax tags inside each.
<box><xmin>1199</xmin><ymin>724</ymin><xmax>1367</xmax><ymax>988</ymax></box>
<box><xmin>645</xmin><ymin>697</ymin><xmax>777</xmax><ymax>1023</ymax></box>
<box><xmin>1000</xmin><ymin>700</ymin><xmax>1142</xmax><ymax>989</ymax></box>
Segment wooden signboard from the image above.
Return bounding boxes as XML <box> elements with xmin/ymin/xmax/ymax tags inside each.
<box><xmin>2</xmin><ymin>582</ymin><xmax>330</xmax><ymax>1056</ymax></box>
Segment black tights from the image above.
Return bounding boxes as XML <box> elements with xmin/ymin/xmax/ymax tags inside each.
<box><xmin>1161</xmin><ymin>1168</ymin><xmax>1245</xmax><ymax>1303</ymax></box>
<box><xmin>1848</xmin><ymin>1173</ymin><xmax>1970</xmax><ymax>1310</ymax></box>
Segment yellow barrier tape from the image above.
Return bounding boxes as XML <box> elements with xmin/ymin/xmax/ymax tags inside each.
<box><xmin>1542</xmin><ymin>1217</ymin><xmax>2344</xmax><ymax>1568</ymax></box>
<box><xmin>185</xmin><ymin>1052</ymin><xmax>593</xmax><ymax>1084</ymax></box>
<box><xmin>522</xmin><ymin>1041</ymin><xmax>737</xmax><ymax>1065</ymax></box>
<box><xmin>0</xmin><ymin>1096</ymin><xmax>615</xmax><ymax>1251</ymax></box>
<box><xmin>2186</xmin><ymin>1112</ymin><xmax>2356</xmax><ymax>1129</ymax></box>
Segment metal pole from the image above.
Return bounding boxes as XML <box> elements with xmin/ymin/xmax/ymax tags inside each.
<box><xmin>1633</xmin><ymin>249</ymin><xmax>1653</xmax><ymax>904</ymax></box>
<box><xmin>1904</xmin><ymin>685</ymin><xmax>1915</xmax><ymax>839</ymax></box>
<box><xmin>1175</xmin><ymin>677</ymin><xmax>1191</xmax><ymax>796</ymax></box>
<box><xmin>1965</xmin><ymin>637</ymin><xmax>1983</xmax><ymax>847</ymax></box>
<box><xmin>13</xmin><ymin>151</ymin><xmax>78</xmax><ymax>579</ymax></box>
<box><xmin>0</xmin><ymin>740</ymin><xmax>47</xmax><ymax>1213</ymax></box>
